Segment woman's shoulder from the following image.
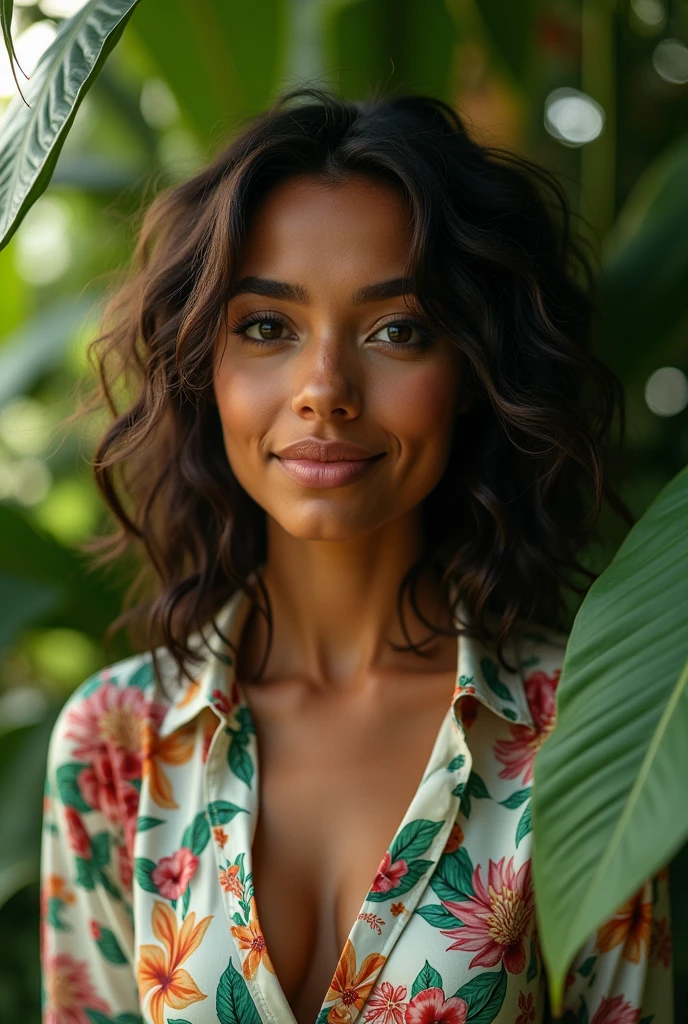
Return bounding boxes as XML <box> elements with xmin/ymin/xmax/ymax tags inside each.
<box><xmin>46</xmin><ymin>645</ymin><xmax>186</xmax><ymax>772</ymax></box>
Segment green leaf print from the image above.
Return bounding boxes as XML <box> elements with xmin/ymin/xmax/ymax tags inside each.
<box><xmin>207</xmin><ymin>800</ymin><xmax>247</xmax><ymax>825</ymax></box>
<box><xmin>228</xmin><ymin>735</ymin><xmax>254</xmax><ymax>788</ymax></box>
<box><xmin>86</xmin><ymin>1014</ymin><xmax>144</xmax><ymax>1024</ymax></box>
<box><xmin>411</xmin><ymin>960</ymin><xmax>443</xmax><ymax>997</ymax></box>
<box><xmin>447</xmin><ymin>754</ymin><xmax>466</xmax><ymax>771</ymax></box>
<box><xmin>216</xmin><ymin>957</ymin><xmax>262</xmax><ymax>1024</ymax></box>
<box><xmin>134</xmin><ymin>858</ymin><xmax>159</xmax><ymax>894</ymax></box>
<box><xmin>459</xmin><ymin>772</ymin><xmax>491</xmax><ymax>820</ymax></box>
<box><xmin>454</xmin><ymin>965</ymin><xmax>507</xmax><ymax>1023</ymax></box>
<box><xmin>367</xmin><ymin>859</ymin><xmax>433</xmax><ymax>902</ymax></box>
<box><xmin>182</xmin><ymin>811</ymin><xmax>211</xmax><ymax>857</ymax></box>
<box><xmin>56</xmin><ymin>763</ymin><xmax>92</xmax><ymax>811</ymax></box>
<box><xmin>75</xmin><ymin>857</ymin><xmax>95</xmax><ymax>891</ymax></box>
<box><xmin>94</xmin><ymin>925</ymin><xmax>127</xmax><ymax>965</ymax></box>
<box><xmin>499</xmin><ymin>787</ymin><xmax>531</xmax><ymax>811</ymax></box>
<box><xmin>577</xmin><ymin>955</ymin><xmax>596</xmax><ymax>978</ymax></box>
<box><xmin>430</xmin><ymin>846</ymin><xmax>474</xmax><ymax>902</ymax></box>
<box><xmin>126</xmin><ymin>661</ymin><xmax>154</xmax><ymax>690</ymax></box>
<box><xmin>415</xmin><ymin>902</ymin><xmax>461</xmax><ymax>929</ymax></box>
<box><xmin>182</xmin><ymin>883</ymin><xmax>192</xmax><ymax>919</ymax></box>
<box><xmin>480</xmin><ymin>658</ymin><xmax>514</xmax><ymax>702</ymax></box>
<box><xmin>91</xmin><ymin>832</ymin><xmax>110</xmax><ymax>867</ymax></box>
<box><xmin>515</xmin><ymin>801</ymin><xmax>532</xmax><ymax>848</ymax></box>
<box><xmin>389</xmin><ymin>819</ymin><xmax>444</xmax><ymax>862</ymax></box>
<box><xmin>46</xmin><ymin>896</ymin><xmax>70</xmax><ymax>931</ymax></box>
<box><xmin>136</xmin><ymin>816</ymin><xmax>165</xmax><ymax>832</ymax></box>
<box><xmin>235</xmin><ymin>705</ymin><xmax>255</xmax><ymax>734</ymax></box>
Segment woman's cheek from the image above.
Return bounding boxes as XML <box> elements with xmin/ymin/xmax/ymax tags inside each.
<box><xmin>377</xmin><ymin>363</ymin><xmax>459</xmax><ymax>447</ymax></box>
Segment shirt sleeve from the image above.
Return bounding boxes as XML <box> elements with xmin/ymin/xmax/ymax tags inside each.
<box><xmin>40</xmin><ymin>679</ymin><xmax>143</xmax><ymax>1022</ymax></box>
<box><xmin>560</xmin><ymin>868</ymin><xmax>674</xmax><ymax>1023</ymax></box>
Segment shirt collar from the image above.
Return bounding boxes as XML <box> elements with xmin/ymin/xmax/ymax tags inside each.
<box><xmin>158</xmin><ymin>577</ymin><xmax>535</xmax><ymax>740</ymax></box>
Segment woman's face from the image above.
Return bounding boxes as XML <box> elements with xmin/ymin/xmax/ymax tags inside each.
<box><xmin>213</xmin><ymin>172</ymin><xmax>468</xmax><ymax>542</ymax></box>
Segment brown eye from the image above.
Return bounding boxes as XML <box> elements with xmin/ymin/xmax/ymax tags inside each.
<box><xmin>246</xmin><ymin>319</ymin><xmax>285</xmax><ymax>341</ymax></box>
<box><xmin>386</xmin><ymin>323</ymin><xmax>413</xmax><ymax>344</ymax></box>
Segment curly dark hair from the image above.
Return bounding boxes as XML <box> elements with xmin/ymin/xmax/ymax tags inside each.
<box><xmin>81</xmin><ymin>84</ymin><xmax>632</xmax><ymax>684</ymax></box>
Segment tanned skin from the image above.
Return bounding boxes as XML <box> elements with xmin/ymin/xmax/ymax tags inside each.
<box><xmin>212</xmin><ymin>173</ymin><xmax>473</xmax><ymax>1024</ymax></box>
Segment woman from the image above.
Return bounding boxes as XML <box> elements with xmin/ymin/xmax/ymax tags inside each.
<box><xmin>40</xmin><ymin>87</ymin><xmax>673</xmax><ymax>1024</ymax></box>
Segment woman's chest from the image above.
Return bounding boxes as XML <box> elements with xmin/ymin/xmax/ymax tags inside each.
<box><xmin>131</xmin><ymin>698</ymin><xmax>550</xmax><ymax>1024</ymax></box>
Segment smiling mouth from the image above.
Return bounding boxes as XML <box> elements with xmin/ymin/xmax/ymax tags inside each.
<box><xmin>273</xmin><ymin>453</ymin><xmax>385</xmax><ymax>489</ymax></box>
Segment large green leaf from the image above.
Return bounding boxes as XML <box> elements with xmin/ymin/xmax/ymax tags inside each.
<box><xmin>0</xmin><ymin>0</ymin><xmax>27</xmax><ymax>101</ymax></box>
<box><xmin>129</xmin><ymin>0</ymin><xmax>287</xmax><ymax>145</ymax></box>
<box><xmin>0</xmin><ymin>0</ymin><xmax>141</xmax><ymax>251</ymax></box>
<box><xmin>327</xmin><ymin>0</ymin><xmax>458</xmax><ymax>101</ymax></box>
<box><xmin>0</xmin><ymin>709</ymin><xmax>60</xmax><ymax>907</ymax></box>
<box><xmin>0</xmin><ymin>504</ymin><xmax>123</xmax><ymax>644</ymax></box>
<box><xmin>596</xmin><ymin>133</ymin><xmax>688</xmax><ymax>380</ymax></box>
<box><xmin>532</xmin><ymin>464</ymin><xmax>688</xmax><ymax>1013</ymax></box>
<box><xmin>0</xmin><ymin>293</ymin><xmax>95</xmax><ymax>407</ymax></box>
<box><xmin>470</xmin><ymin>0</ymin><xmax>541</xmax><ymax>83</ymax></box>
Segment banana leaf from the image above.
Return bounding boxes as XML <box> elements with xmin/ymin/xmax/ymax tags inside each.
<box><xmin>0</xmin><ymin>0</ymin><xmax>141</xmax><ymax>250</ymax></box>
<box><xmin>532</xmin><ymin>464</ymin><xmax>688</xmax><ymax>1012</ymax></box>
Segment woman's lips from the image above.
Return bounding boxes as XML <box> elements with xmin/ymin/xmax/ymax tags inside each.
<box><xmin>273</xmin><ymin>454</ymin><xmax>385</xmax><ymax>488</ymax></box>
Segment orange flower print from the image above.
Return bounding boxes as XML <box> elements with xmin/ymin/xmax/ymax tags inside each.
<box><xmin>390</xmin><ymin>902</ymin><xmax>406</xmax><ymax>917</ymax></box>
<box><xmin>325</xmin><ymin>939</ymin><xmax>386</xmax><ymax>1024</ymax></box>
<box><xmin>44</xmin><ymin>875</ymin><xmax>75</xmax><ymax>906</ymax></box>
<box><xmin>177</xmin><ymin>680</ymin><xmax>201</xmax><ymax>708</ymax></box>
<box><xmin>137</xmin><ymin>901</ymin><xmax>212</xmax><ymax>1024</ymax></box>
<box><xmin>595</xmin><ymin>886</ymin><xmax>652</xmax><ymax>964</ymax></box>
<box><xmin>219</xmin><ymin>865</ymin><xmax>244</xmax><ymax>899</ymax></box>
<box><xmin>230</xmin><ymin>897</ymin><xmax>274</xmax><ymax>979</ymax></box>
<box><xmin>444</xmin><ymin>824</ymin><xmax>463</xmax><ymax>854</ymax></box>
<box><xmin>213</xmin><ymin>826</ymin><xmax>229</xmax><ymax>848</ymax></box>
<box><xmin>44</xmin><ymin>953</ymin><xmax>110</xmax><ymax>1024</ymax></box>
<box><xmin>143</xmin><ymin>721</ymin><xmax>196</xmax><ymax>810</ymax></box>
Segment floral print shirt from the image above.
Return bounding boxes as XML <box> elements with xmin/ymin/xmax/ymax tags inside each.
<box><xmin>40</xmin><ymin>583</ymin><xmax>674</xmax><ymax>1024</ymax></box>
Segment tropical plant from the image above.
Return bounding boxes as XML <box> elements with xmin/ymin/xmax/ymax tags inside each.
<box><xmin>0</xmin><ymin>0</ymin><xmax>686</xmax><ymax>1019</ymax></box>
<box><xmin>532</xmin><ymin>463</ymin><xmax>688</xmax><ymax>1012</ymax></box>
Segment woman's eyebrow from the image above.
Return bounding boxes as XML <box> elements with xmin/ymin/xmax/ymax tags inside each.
<box><xmin>229</xmin><ymin>276</ymin><xmax>414</xmax><ymax>305</ymax></box>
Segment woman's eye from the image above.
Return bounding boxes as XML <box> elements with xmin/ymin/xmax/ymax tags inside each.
<box><xmin>372</xmin><ymin>321</ymin><xmax>428</xmax><ymax>347</ymax></box>
<box><xmin>245</xmin><ymin>318</ymin><xmax>288</xmax><ymax>342</ymax></box>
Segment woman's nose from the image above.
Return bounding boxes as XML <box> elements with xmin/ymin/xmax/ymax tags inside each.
<box><xmin>290</xmin><ymin>335</ymin><xmax>362</xmax><ymax>422</ymax></box>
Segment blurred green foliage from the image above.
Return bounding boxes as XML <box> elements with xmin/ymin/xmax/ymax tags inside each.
<box><xmin>0</xmin><ymin>1</ymin><xmax>686</xmax><ymax>1021</ymax></box>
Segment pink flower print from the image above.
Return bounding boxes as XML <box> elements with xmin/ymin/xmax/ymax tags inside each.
<box><xmin>364</xmin><ymin>982</ymin><xmax>408</xmax><ymax>1024</ymax></box>
<box><xmin>590</xmin><ymin>995</ymin><xmax>639</xmax><ymax>1024</ymax></box>
<box><xmin>440</xmin><ymin>856</ymin><xmax>534</xmax><ymax>974</ymax></box>
<box><xmin>212</xmin><ymin>687</ymin><xmax>234</xmax><ymax>715</ymax></box>
<box><xmin>370</xmin><ymin>851</ymin><xmax>409</xmax><ymax>894</ymax></box>
<box><xmin>117</xmin><ymin>842</ymin><xmax>133</xmax><ymax>894</ymax></box>
<box><xmin>65</xmin><ymin>681</ymin><xmax>164</xmax><ymax>779</ymax></box>
<box><xmin>64</xmin><ymin>807</ymin><xmax>90</xmax><ymax>859</ymax></box>
<box><xmin>43</xmin><ymin>954</ymin><xmax>110</xmax><ymax>1024</ymax></box>
<box><xmin>151</xmin><ymin>847</ymin><xmax>199</xmax><ymax>900</ymax></box>
<box><xmin>404</xmin><ymin>987</ymin><xmax>467</xmax><ymax>1024</ymax></box>
<box><xmin>494</xmin><ymin>669</ymin><xmax>560</xmax><ymax>784</ymax></box>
